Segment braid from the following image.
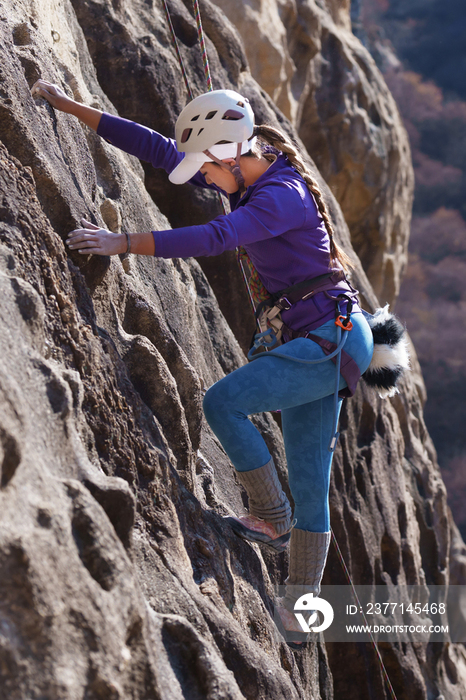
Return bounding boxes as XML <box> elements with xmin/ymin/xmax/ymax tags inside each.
<box><xmin>252</xmin><ymin>125</ymin><xmax>354</xmax><ymax>273</ymax></box>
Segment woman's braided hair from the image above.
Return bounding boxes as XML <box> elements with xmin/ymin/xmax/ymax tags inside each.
<box><xmin>248</xmin><ymin>124</ymin><xmax>353</xmax><ymax>273</ymax></box>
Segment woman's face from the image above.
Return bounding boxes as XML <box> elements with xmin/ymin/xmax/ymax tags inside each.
<box><xmin>200</xmin><ymin>160</ymin><xmax>239</xmax><ymax>194</ymax></box>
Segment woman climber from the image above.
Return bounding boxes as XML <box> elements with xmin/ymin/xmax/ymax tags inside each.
<box><xmin>31</xmin><ymin>80</ymin><xmax>374</xmax><ymax>646</ymax></box>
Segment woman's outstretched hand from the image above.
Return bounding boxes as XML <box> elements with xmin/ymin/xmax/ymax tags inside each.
<box><xmin>31</xmin><ymin>79</ymin><xmax>103</xmax><ymax>131</ymax></box>
<box><xmin>66</xmin><ymin>219</ymin><xmax>127</xmax><ymax>256</ymax></box>
<box><xmin>31</xmin><ymin>79</ymin><xmax>74</xmax><ymax>113</ymax></box>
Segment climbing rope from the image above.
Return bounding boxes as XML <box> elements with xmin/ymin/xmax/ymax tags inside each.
<box><xmin>331</xmin><ymin>532</ymin><xmax>399</xmax><ymax>700</ymax></box>
<box><xmin>193</xmin><ymin>0</ymin><xmax>213</xmax><ymax>92</ymax></box>
<box><xmin>190</xmin><ymin>2</ymin><xmax>232</xmax><ymax>219</ymax></box>
<box><xmin>163</xmin><ymin>1</ymin><xmax>256</xmax><ymax>308</ymax></box>
<box><xmin>193</xmin><ymin>0</ymin><xmax>258</xmax><ymax>311</ymax></box>
<box><xmin>161</xmin><ymin>4</ymin><xmax>399</xmax><ymax>696</ymax></box>
<box><xmin>161</xmin><ymin>0</ymin><xmax>193</xmax><ymax>100</ymax></box>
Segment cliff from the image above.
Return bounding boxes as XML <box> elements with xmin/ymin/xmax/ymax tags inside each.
<box><xmin>0</xmin><ymin>1</ymin><xmax>465</xmax><ymax>698</ymax></box>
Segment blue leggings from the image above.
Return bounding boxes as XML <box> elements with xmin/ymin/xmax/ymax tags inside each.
<box><xmin>203</xmin><ymin>313</ymin><xmax>374</xmax><ymax>532</ymax></box>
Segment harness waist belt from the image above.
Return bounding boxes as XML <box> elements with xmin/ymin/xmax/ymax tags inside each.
<box><xmin>273</xmin><ymin>271</ymin><xmax>346</xmax><ymax>311</ymax></box>
<box><xmin>254</xmin><ymin>270</ymin><xmax>355</xmax><ymax>320</ymax></box>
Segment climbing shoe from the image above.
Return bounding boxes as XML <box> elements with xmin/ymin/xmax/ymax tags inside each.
<box><xmin>273</xmin><ymin>598</ymin><xmax>310</xmax><ymax>648</ymax></box>
<box><xmin>224</xmin><ymin>514</ymin><xmax>291</xmax><ymax>553</ymax></box>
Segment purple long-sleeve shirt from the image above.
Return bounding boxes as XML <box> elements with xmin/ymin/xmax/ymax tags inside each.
<box><xmin>97</xmin><ymin>112</ymin><xmax>360</xmax><ymax>332</ymax></box>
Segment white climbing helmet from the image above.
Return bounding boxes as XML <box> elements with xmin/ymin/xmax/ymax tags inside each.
<box><xmin>169</xmin><ymin>89</ymin><xmax>256</xmax><ymax>185</ymax></box>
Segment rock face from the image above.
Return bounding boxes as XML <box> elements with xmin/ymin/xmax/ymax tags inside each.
<box><xmin>0</xmin><ymin>1</ymin><xmax>465</xmax><ymax>699</ymax></box>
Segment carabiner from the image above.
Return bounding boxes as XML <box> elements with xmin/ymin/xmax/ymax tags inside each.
<box><xmin>335</xmin><ymin>315</ymin><xmax>353</xmax><ymax>331</ymax></box>
<box><xmin>247</xmin><ymin>328</ymin><xmax>279</xmax><ymax>360</ymax></box>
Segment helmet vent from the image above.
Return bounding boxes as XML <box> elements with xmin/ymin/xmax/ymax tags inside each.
<box><xmin>190</xmin><ymin>115</ymin><xmax>200</xmax><ymax>121</ymax></box>
<box><xmin>181</xmin><ymin>128</ymin><xmax>192</xmax><ymax>143</ymax></box>
<box><xmin>205</xmin><ymin>110</ymin><xmax>218</xmax><ymax>120</ymax></box>
<box><xmin>222</xmin><ymin>109</ymin><xmax>244</xmax><ymax>121</ymax></box>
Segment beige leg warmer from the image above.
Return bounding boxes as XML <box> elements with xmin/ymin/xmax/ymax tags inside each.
<box><xmin>282</xmin><ymin>528</ymin><xmax>331</xmax><ymax>612</ymax></box>
<box><xmin>235</xmin><ymin>458</ymin><xmax>293</xmax><ymax>535</ymax></box>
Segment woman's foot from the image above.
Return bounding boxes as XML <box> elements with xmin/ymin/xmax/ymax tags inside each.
<box><xmin>224</xmin><ymin>514</ymin><xmax>291</xmax><ymax>552</ymax></box>
<box><xmin>274</xmin><ymin>599</ymin><xmax>310</xmax><ymax>647</ymax></box>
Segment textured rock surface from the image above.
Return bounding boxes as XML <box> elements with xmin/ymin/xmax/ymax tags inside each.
<box><xmin>0</xmin><ymin>0</ymin><xmax>465</xmax><ymax>699</ymax></box>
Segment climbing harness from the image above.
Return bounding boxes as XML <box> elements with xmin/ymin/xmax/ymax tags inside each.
<box><xmin>250</xmin><ymin>270</ymin><xmax>355</xmax><ymax>344</ymax></box>
<box><xmin>246</xmin><ymin>266</ymin><xmax>409</xmax><ymax>403</ymax></box>
<box><xmin>247</xmin><ymin>272</ymin><xmax>360</xmax><ymax>453</ymax></box>
<box><xmin>162</xmin><ymin>3</ymin><xmax>401</xmax><ymax>695</ymax></box>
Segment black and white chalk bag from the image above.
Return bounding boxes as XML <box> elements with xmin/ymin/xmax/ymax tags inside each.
<box><xmin>361</xmin><ymin>305</ymin><xmax>410</xmax><ymax>398</ymax></box>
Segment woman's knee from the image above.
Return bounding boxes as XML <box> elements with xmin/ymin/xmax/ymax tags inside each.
<box><xmin>203</xmin><ymin>383</ymin><xmax>219</xmax><ymax>421</ymax></box>
<box><xmin>203</xmin><ymin>380</ymin><xmax>230</xmax><ymax>427</ymax></box>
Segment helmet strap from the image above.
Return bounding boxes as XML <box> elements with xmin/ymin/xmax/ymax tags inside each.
<box><xmin>203</xmin><ymin>142</ymin><xmax>246</xmax><ymax>192</ymax></box>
